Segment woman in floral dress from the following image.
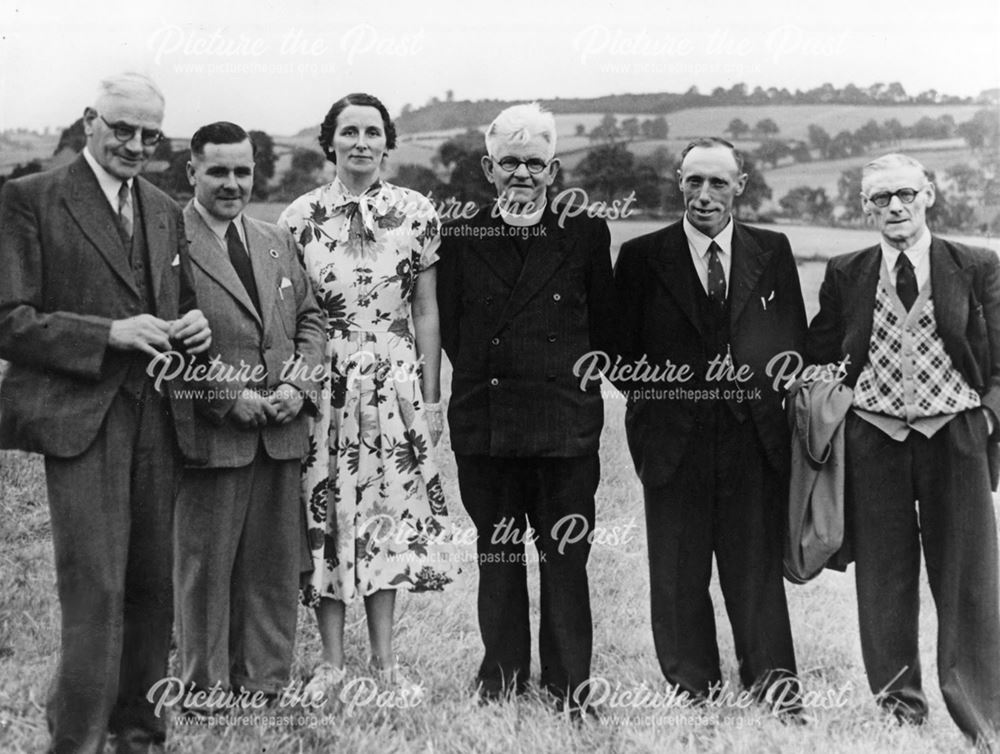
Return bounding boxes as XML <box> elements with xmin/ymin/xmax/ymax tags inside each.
<box><xmin>278</xmin><ymin>92</ymin><xmax>451</xmax><ymax>697</ymax></box>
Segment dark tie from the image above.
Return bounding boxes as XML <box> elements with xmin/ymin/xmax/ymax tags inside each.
<box><xmin>117</xmin><ymin>181</ymin><xmax>133</xmax><ymax>240</ymax></box>
<box><xmin>226</xmin><ymin>221</ymin><xmax>260</xmax><ymax>314</ymax></box>
<box><xmin>896</xmin><ymin>251</ymin><xmax>918</xmax><ymax>312</ymax></box>
<box><xmin>707</xmin><ymin>241</ymin><xmax>727</xmax><ymax>308</ymax></box>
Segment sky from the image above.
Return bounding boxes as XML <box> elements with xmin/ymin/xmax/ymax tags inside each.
<box><xmin>2</xmin><ymin>0</ymin><xmax>999</xmax><ymax>136</ymax></box>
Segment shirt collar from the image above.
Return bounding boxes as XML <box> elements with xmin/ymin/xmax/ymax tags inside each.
<box><xmin>193</xmin><ymin>198</ymin><xmax>245</xmax><ymax>245</ymax></box>
<box><xmin>683</xmin><ymin>213</ymin><xmax>735</xmax><ymax>256</ymax></box>
<box><xmin>880</xmin><ymin>226</ymin><xmax>931</xmax><ymax>271</ymax></box>
<box><xmin>82</xmin><ymin>146</ymin><xmax>132</xmax><ymax>211</ymax></box>
<box><xmin>498</xmin><ymin>198</ymin><xmax>547</xmax><ymax>227</ymax></box>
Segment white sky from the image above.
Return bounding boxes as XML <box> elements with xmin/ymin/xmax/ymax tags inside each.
<box><xmin>2</xmin><ymin>0</ymin><xmax>998</xmax><ymax>136</ymax></box>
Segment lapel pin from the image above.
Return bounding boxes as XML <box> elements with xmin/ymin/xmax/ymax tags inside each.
<box><xmin>269</xmin><ymin>248</ymin><xmax>280</xmax><ymax>259</ymax></box>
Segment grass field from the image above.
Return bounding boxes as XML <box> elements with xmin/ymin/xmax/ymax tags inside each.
<box><xmin>2</xmin><ymin>220</ymin><xmax>1000</xmax><ymax>752</ymax></box>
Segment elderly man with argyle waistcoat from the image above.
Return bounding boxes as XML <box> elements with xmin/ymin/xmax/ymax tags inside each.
<box><xmin>807</xmin><ymin>153</ymin><xmax>1000</xmax><ymax>746</ymax></box>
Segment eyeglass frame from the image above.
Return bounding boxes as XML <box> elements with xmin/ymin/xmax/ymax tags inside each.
<box><xmin>97</xmin><ymin>114</ymin><xmax>165</xmax><ymax>147</ymax></box>
<box><xmin>488</xmin><ymin>155</ymin><xmax>553</xmax><ymax>175</ymax></box>
<box><xmin>861</xmin><ymin>186</ymin><xmax>929</xmax><ymax>208</ymax></box>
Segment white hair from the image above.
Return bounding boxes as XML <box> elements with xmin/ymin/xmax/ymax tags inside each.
<box><xmin>94</xmin><ymin>72</ymin><xmax>165</xmax><ymax>111</ymax></box>
<box><xmin>485</xmin><ymin>102</ymin><xmax>557</xmax><ymax>160</ymax></box>
<box><xmin>862</xmin><ymin>153</ymin><xmax>930</xmax><ymax>191</ymax></box>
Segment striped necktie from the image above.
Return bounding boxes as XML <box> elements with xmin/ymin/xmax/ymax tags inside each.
<box><xmin>117</xmin><ymin>181</ymin><xmax>133</xmax><ymax>240</ymax></box>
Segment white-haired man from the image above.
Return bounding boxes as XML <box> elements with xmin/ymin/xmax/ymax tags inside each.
<box><xmin>0</xmin><ymin>73</ymin><xmax>210</xmax><ymax>753</ymax></box>
<box><xmin>436</xmin><ymin>103</ymin><xmax>617</xmax><ymax>715</ymax></box>
<box><xmin>808</xmin><ymin>153</ymin><xmax>1000</xmax><ymax>744</ymax></box>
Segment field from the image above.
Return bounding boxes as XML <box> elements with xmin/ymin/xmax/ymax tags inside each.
<box><xmin>2</xmin><ymin>221</ymin><xmax>1000</xmax><ymax>752</ymax></box>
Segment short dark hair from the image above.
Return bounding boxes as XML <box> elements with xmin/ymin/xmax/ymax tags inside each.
<box><xmin>190</xmin><ymin>121</ymin><xmax>255</xmax><ymax>158</ymax></box>
<box><xmin>679</xmin><ymin>137</ymin><xmax>744</xmax><ymax>174</ymax></box>
<box><xmin>318</xmin><ymin>93</ymin><xmax>397</xmax><ymax>164</ymax></box>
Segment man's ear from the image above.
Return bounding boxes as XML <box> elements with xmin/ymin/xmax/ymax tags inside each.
<box><xmin>186</xmin><ymin>160</ymin><xmax>196</xmax><ymax>188</ymax></box>
<box><xmin>924</xmin><ymin>182</ymin><xmax>936</xmax><ymax>209</ymax></box>
<box><xmin>733</xmin><ymin>172</ymin><xmax>748</xmax><ymax>197</ymax></box>
<box><xmin>546</xmin><ymin>158</ymin><xmax>561</xmax><ymax>183</ymax></box>
<box><xmin>82</xmin><ymin>107</ymin><xmax>97</xmax><ymax>135</ymax></box>
<box><xmin>480</xmin><ymin>154</ymin><xmax>494</xmax><ymax>184</ymax></box>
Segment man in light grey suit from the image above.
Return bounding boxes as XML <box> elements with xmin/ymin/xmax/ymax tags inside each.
<box><xmin>172</xmin><ymin>122</ymin><xmax>325</xmax><ymax>702</ymax></box>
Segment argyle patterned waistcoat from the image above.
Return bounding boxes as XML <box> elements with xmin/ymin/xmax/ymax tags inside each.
<box><xmin>852</xmin><ymin>281</ymin><xmax>980</xmax><ymax>419</ymax></box>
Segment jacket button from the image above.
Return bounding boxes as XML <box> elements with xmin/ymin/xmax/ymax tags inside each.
<box><xmin>547</xmin><ymin>334</ymin><xmax>557</xmax><ymax>342</ymax></box>
<box><xmin>491</xmin><ymin>337</ymin><xmax>500</xmax><ymax>346</ymax></box>
<box><xmin>490</xmin><ymin>378</ymin><xmax>499</xmax><ymax>386</ymax></box>
<box><xmin>485</xmin><ymin>296</ymin><xmax>493</xmax><ymax>305</ymax></box>
<box><xmin>552</xmin><ymin>293</ymin><xmax>561</xmax><ymax>302</ymax></box>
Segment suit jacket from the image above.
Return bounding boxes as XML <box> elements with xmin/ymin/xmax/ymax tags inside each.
<box><xmin>614</xmin><ymin>220</ymin><xmax>807</xmax><ymax>488</ymax></box>
<box><xmin>437</xmin><ymin>206</ymin><xmax>617</xmax><ymax>457</ymax></box>
<box><xmin>173</xmin><ymin>202</ymin><xmax>326</xmax><ymax>468</ymax></box>
<box><xmin>0</xmin><ymin>154</ymin><xmax>195</xmax><ymax>457</ymax></box>
<box><xmin>806</xmin><ymin>236</ymin><xmax>1000</xmax><ymax>483</ymax></box>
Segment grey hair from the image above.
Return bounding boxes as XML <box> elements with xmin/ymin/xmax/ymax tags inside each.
<box><xmin>862</xmin><ymin>153</ymin><xmax>930</xmax><ymax>191</ymax></box>
<box><xmin>484</xmin><ymin>102</ymin><xmax>557</xmax><ymax>159</ymax></box>
<box><xmin>94</xmin><ymin>72</ymin><xmax>165</xmax><ymax>110</ymax></box>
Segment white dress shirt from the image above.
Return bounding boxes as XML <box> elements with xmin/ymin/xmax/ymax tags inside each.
<box><xmin>683</xmin><ymin>213</ymin><xmax>735</xmax><ymax>295</ymax></box>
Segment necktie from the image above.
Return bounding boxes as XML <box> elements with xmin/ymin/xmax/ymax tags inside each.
<box><xmin>896</xmin><ymin>252</ymin><xmax>917</xmax><ymax>312</ymax></box>
<box><xmin>707</xmin><ymin>241</ymin><xmax>727</xmax><ymax>308</ymax></box>
<box><xmin>226</xmin><ymin>222</ymin><xmax>261</xmax><ymax>314</ymax></box>
<box><xmin>117</xmin><ymin>181</ymin><xmax>133</xmax><ymax>240</ymax></box>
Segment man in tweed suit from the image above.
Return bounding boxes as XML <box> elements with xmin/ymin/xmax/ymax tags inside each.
<box><xmin>808</xmin><ymin>153</ymin><xmax>1000</xmax><ymax>744</ymax></box>
<box><xmin>0</xmin><ymin>73</ymin><xmax>210</xmax><ymax>753</ymax></box>
<box><xmin>436</xmin><ymin>103</ymin><xmax>617</xmax><ymax>714</ymax></box>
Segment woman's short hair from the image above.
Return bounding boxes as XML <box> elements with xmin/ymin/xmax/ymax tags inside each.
<box><xmin>318</xmin><ymin>93</ymin><xmax>397</xmax><ymax>163</ymax></box>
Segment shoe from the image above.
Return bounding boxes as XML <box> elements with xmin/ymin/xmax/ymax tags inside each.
<box><xmin>370</xmin><ymin>658</ymin><xmax>426</xmax><ymax>704</ymax></box>
<box><xmin>303</xmin><ymin>662</ymin><xmax>347</xmax><ymax>703</ymax></box>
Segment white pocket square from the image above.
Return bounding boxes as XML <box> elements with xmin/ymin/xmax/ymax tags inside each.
<box><xmin>280</xmin><ymin>277</ymin><xmax>292</xmax><ymax>289</ymax></box>
<box><xmin>171</xmin><ymin>254</ymin><xmax>180</xmax><ymax>267</ymax></box>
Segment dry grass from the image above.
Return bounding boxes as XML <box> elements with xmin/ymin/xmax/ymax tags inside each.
<box><xmin>2</xmin><ymin>259</ymin><xmax>999</xmax><ymax>753</ymax></box>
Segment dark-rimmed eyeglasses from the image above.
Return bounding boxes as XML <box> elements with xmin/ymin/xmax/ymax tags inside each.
<box><xmin>491</xmin><ymin>156</ymin><xmax>551</xmax><ymax>174</ymax></box>
<box><xmin>99</xmin><ymin>114</ymin><xmax>164</xmax><ymax>147</ymax></box>
<box><xmin>863</xmin><ymin>187</ymin><xmax>926</xmax><ymax>208</ymax></box>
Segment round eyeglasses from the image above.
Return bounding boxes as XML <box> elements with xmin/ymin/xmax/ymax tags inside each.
<box><xmin>490</xmin><ymin>156</ymin><xmax>551</xmax><ymax>175</ymax></box>
<box><xmin>99</xmin><ymin>114</ymin><xmax>165</xmax><ymax>147</ymax></box>
<box><xmin>864</xmin><ymin>187</ymin><xmax>926</xmax><ymax>208</ymax></box>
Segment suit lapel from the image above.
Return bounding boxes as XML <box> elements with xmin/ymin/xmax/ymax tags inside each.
<box><xmin>183</xmin><ymin>202</ymin><xmax>262</xmax><ymax>327</ymax></box>
<box><xmin>729</xmin><ymin>223</ymin><xmax>773</xmax><ymax>325</ymax></box>
<box><xmin>135</xmin><ymin>177</ymin><xmax>171</xmax><ymax>305</ymax></box>
<box><xmin>646</xmin><ymin>222</ymin><xmax>705</xmax><ymax>336</ymax></box>
<box><xmin>844</xmin><ymin>245</ymin><xmax>881</xmax><ymax>368</ymax></box>
<box><xmin>929</xmin><ymin>235</ymin><xmax>972</xmax><ymax>347</ymax></box>
<box><xmin>62</xmin><ymin>156</ymin><xmax>138</xmax><ymax>296</ymax></box>
<box><xmin>468</xmin><ymin>213</ymin><xmax>522</xmax><ymax>289</ymax></box>
<box><xmin>244</xmin><ymin>216</ymin><xmax>279</xmax><ymax>334</ymax></box>
<box><xmin>495</xmin><ymin>211</ymin><xmax>569</xmax><ymax>327</ymax></box>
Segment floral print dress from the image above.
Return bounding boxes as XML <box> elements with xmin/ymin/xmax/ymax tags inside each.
<box><xmin>279</xmin><ymin>177</ymin><xmax>452</xmax><ymax>605</ymax></box>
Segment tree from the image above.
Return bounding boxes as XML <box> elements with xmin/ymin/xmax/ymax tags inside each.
<box><xmin>588</xmin><ymin>113</ymin><xmax>620</xmax><ymax>143</ymax></box>
<box><xmin>276</xmin><ymin>148</ymin><xmax>326</xmax><ymax>200</ymax></box>
<box><xmin>779</xmin><ymin>186</ymin><xmax>833</xmax><ymax>224</ymax></box>
<box><xmin>755</xmin><ymin>139</ymin><xmax>791</xmax><ymax>169</ymax></box>
<box><xmin>575</xmin><ymin>123</ymin><xmax>586</xmax><ymax>137</ymax></box>
<box><xmin>807</xmin><ymin>124</ymin><xmax>831</xmax><ymax>158</ymax></box>
<box><xmin>646</xmin><ymin>116</ymin><xmax>668</xmax><ymax>140</ymax></box>
<box><xmin>854</xmin><ymin>119</ymin><xmax>885</xmax><ymax>148</ymax></box>
<box><xmin>883</xmin><ymin>118</ymin><xmax>906</xmax><ymax>145</ymax></box>
<box><xmin>391</xmin><ymin>164</ymin><xmax>444</xmax><ymax>197</ymax></box>
<box><xmin>55</xmin><ymin>117</ymin><xmax>86</xmax><ymax>155</ymax></box>
<box><xmin>574</xmin><ymin>143</ymin><xmax>635</xmax><ymax>203</ymax></box>
<box><xmin>725</xmin><ymin>118</ymin><xmax>750</xmax><ymax>140</ymax></box>
<box><xmin>836</xmin><ymin>167</ymin><xmax>865</xmax><ymax>222</ymax></box>
<box><xmin>957</xmin><ymin>108</ymin><xmax>1000</xmax><ymax>151</ymax></box>
<box><xmin>827</xmin><ymin>130</ymin><xmax>864</xmax><ymax>160</ymax></box>
<box><xmin>754</xmin><ymin>118</ymin><xmax>780</xmax><ymax>137</ymax></box>
<box><xmin>735</xmin><ymin>156</ymin><xmax>771</xmax><ymax>216</ymax></box>
<box><xmin>790</xmin><ymin>141</ymin><xmax>812</xmax><ymax>163</ymax></box>
<box><xmin>433</xmin><ymin>129</ymin><xmax>494</xmax><ymax>206</ymax></box>
<box><xmin>248</xmin><ymin>129</ymin><xmax>276</xmax><ymax>199</ymax></box>
<box><xmin>620</xmin><ymin>117</ymin><xmax>640</xmax><ymax>142</ymax></box>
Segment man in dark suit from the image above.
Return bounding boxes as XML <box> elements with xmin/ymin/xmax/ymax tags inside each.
<box><xmin>807</xmin><ymin>153</ymin><xmax>1000</xmax><ymax>744</ymax></box>
<box><xmin>614</xmin><ymin>137</ymin><xmax>806</xmax><ymax>709</ymax></box>
<box><xmin>172</xmin><ymin>122</ymin><xmax>325</xmax><ymax>703</ymax></box>
<box><xmin>0</xmin><ymin>73</ymin><xmax>210</xmax><ymax>754</ymax></box>
<box><xmin>436</xmin><ymin>103</ymin><xmax>617</xmax><ymax>713</ymax></box>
